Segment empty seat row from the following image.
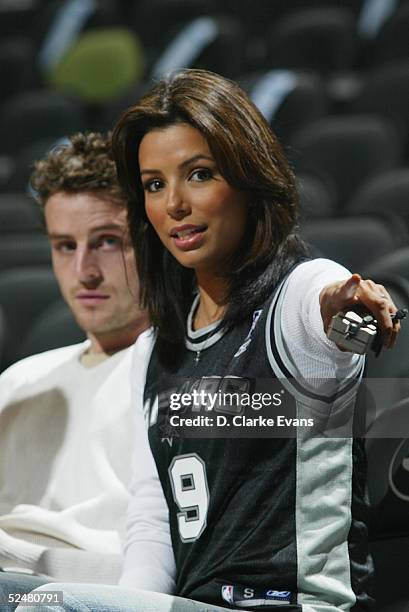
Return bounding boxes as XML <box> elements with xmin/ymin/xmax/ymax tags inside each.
<box><xmin>3</xmin><ymin>2</ymin><xmax>409</xmax><ymax>111</ymax></box>
<box><xmin>0</xmin><ymin>0</ymin><xmax>409</xmax><ymax>109</ymax></box>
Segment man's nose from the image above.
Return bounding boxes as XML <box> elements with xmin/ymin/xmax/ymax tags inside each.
<box><xmin>75</xmin><ymin>247</ymin><xmax>103</xmax><ymax>286</ymax></box>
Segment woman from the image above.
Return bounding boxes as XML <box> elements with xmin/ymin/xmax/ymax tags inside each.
<box><xmin>19</xmin><ymin>70</ymin><xmax>399</xmax><ymax>612</ymax></box>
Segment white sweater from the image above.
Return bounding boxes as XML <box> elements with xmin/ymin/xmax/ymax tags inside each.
<box><xmin>0</xmin><ymin>341</ymin><xmax>136</xmax><ymax>583</ymax></box>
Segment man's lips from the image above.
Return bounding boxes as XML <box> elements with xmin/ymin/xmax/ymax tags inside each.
<box><xmin>75</xmin><ymin>293</ymin><xmax>110</xmax><ymax>305</ymax></box>
<box><xmin>169</xmin><ymin>224</ymin><xmax>207</xmax><ymax>250</ymax></box>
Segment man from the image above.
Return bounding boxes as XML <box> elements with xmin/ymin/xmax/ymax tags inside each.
<box><xmin>0</xmin><ymin>132</ymin><xmax>149</xmax><ymax>607</ymax></box>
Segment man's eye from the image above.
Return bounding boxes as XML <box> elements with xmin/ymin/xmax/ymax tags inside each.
<box><xmin>144</xmin><ymin>179</ymin><xmax>163</xmax><ymax>193</ymax></box>
<box><xmin>190</xmin><ymin>168</ymin><xmax>213</xmax><ymax>182</ymax></box>
<box><xmin>55</xmin><ymin>242</ymin><xmax>76</xmax><ymax>253</ymax></box>
<box><xmin>98</xmin><ymin>236</ymin><xmax>121</xmax><ymax>250</ymax></box>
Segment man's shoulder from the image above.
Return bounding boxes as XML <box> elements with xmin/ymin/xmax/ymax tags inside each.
<box><xmin>0</xmin><ymin>341</ymin><xmax>90</xmax><ymax>389</ymax></box>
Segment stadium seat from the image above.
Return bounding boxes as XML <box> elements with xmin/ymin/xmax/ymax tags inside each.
<box><xmin>0</xmin><ymin>235</ymin><xmax>51</xmax><ymax>273</ymax></box>
<box><xmin>301</xmin><ymin>216</ymin><xmax>401</xmax><ymax>272</ymax></box>
<box><xmin>369</xmin><ymin>3</ymin><xmax>409</xmax><ymax>67</ymax></box>
<box><xmin>0</xmin><ymin>1</ymin><xmax>45</xmax><ymax>40</ymax></box>
<box><xmin>0</xmin><ymin>90</ymin><xmax>86</xmax><ymax>157</ymax></box>
<box><xmin>370</xmin><ymin>534</ymin><xmax>409</xmax><ymax>612</ymax></box>
<box><xmin>349</xmin><ymin>61</ymin><xmax>409</xmax><ymax>155</ymax></box>
<box><xmin>0</xmin><ymin>193</ymin><xmax>43</xmax><ymax>234</ymax></box>
<box><xmin>361</xmin><ymin>273</ymin><xmax>409</xmax><ymax>410</ymax></box>
<box><xmin>296</xmin><ymin>174</ymin><xmax>337</xmax><ymax>220</ymax></box>
<box><xmin>37</xmin><ymin>0</ymin><xmax>123</xmax><ymax>70</ymax></box>
<box><xmin>0</xmin><ymin>37</ymin><xmax>38</xmax><ymax>106</ymax></box>
<box><xmin>132</xmin><ymin>0</ymin><xmax>216</xmax><ymax>64</ymax></box>
<box><xmin>242</xmin><ymin>69</ymin><xmax>328</xmax><ymax>145</ymax></box>
<box><xmin>266</xmin><ymin>7</ymin><xmax>358</xmax><ymax>76</ymax></box>
<box><xmin>150</xmin><ymin>16</ymin><xmax>245</xmax><ymax>79</ymax></box>
<box><xmin>4</xmin><ymin>139</ymin><xmax>59</xmax><ymax>193</ymax></box>
<box><xmin>0</xmin><ymin>306</ymin><xmax>4</xmax><ymax>368</ymax></box>
<box><xmin>0</xmin><ymin>267</ymin><xmax>62</xmax><ymax>372</ymax></box>
<box><xmin>366</xmin><ymin>397</ymin><xmax>409</xmax><ymax>612</ymax></box>
<box><xmin>99</xmin><ymin>81</ymin><xmax>151</xmax><ymax>132</ymax></box>
<box><xmin>47</xmin><ymin>27</ymin><xmax>145</xmax><ymax>105</ymax></box>
<box><xmin>216</xmin><ymin>0</ymin><xmax>365</xmax><ymax>41</ymax></box>
<box><xmin>290</xmin><ymin>115</ymin><xmax>401</xmax><ymax>209</ymax></box>
<box><xmin>358</xmin><ymin>263</ymin><xmax>409</xmax><ymax>417</ymax></box>
<box><xmin>346</xmin><ymin>168</ymin><xmax>409</xmax><ymax>226</ymax></box>
<box><xmin>363</xmin><ymin>246</ymin><xmax>409</xmax><ymax>284</ymax></box>
<box><xmin>357</xmin><ymin>0</ymin><xmax>400</xmax><ymax>39</ymax></box>
<box><xmin>16</xmin><ymin>300</ymin><xmax>85</xmax><ymax>363</ymax></box>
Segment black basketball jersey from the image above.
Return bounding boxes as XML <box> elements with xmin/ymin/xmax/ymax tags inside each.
<box><xmin>142</xmin><ymin>273</ymin><xmax>373</xmax><ymax>611</ymax></box>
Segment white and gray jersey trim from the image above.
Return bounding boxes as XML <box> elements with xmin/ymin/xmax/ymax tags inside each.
<box><xmin>185</xmin><ymin>293</ymin><xmax>227</xmax><ymax>352</ymax></box>
<box><xmin>267</xmin><ymin>272</ymin><xmax>365</xmax><ymax>612</ymax></box>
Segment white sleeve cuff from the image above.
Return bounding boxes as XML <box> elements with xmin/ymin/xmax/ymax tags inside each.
<box><xmin>280</xmin><ymin>259</ymin><xmax>363</xmax><ymax>379</ymax></box>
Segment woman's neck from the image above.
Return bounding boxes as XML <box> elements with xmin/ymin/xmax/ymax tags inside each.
<box><xmin>193</xmin><ymin>275</ymin><xmax>228</xmax><ymax>330</ymax></box>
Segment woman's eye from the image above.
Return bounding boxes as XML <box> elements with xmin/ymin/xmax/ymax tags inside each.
<box><xmin>190</xmin><ymin>168</ymin><xmax>213</xmax><ymax>182</ymax></box>
<box><xmin>144</xmin><ymin>179</ymin><xmax>163</xmax><ymax>193</ymax></box>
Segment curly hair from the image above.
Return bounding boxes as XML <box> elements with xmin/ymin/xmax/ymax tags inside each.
<box><xmin>31</xmin><ymin>132</ymin><xmax>126</xmax><ymax>208</ymax></box>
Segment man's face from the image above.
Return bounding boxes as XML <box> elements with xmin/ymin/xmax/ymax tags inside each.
<box><xmin>45</xmin><ymin>191</ymin><xmax>145</xmax><ymax>349</ymax></box>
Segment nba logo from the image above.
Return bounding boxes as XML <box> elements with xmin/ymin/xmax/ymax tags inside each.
<box><xmin>221</xmin><ymin>585</ymin><xmax>234</xmax><ymax>604</ymax></box>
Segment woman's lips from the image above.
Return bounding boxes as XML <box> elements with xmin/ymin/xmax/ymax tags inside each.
<box><xmin>170</xmin><ymin>225</ymin><xmax>207</xmax><ymax>251</ymax></box>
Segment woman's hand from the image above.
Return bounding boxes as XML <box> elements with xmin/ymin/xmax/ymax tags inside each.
<box><xmin>320</xmin><ymin>274</ymin><xmax>400</xmax><ymax>350</ymax></box>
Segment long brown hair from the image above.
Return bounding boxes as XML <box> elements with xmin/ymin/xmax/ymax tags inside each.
<box><xmin>112</xmin><ymin>69</ymin><xmax>306</xmax><ymax>362</ymax></box>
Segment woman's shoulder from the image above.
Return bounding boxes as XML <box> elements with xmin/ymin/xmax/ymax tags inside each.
<box><xmin>287</xmin><ymin>258</ymin><xmax>351</xmax><ymax>285</ymax></box>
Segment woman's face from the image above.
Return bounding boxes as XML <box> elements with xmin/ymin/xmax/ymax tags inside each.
<box><xmin>138</xmin><ymin>123</ymin><xmax>247</xmax><ymax>277</ymax></box>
